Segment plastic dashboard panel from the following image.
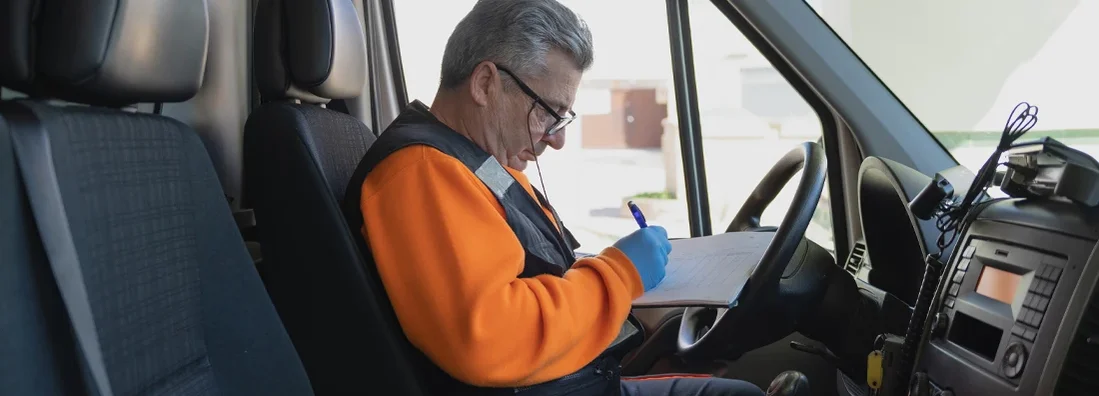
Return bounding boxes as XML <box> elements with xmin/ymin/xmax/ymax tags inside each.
<box><xmin>855</xmin><ymin>156</ymin><xmax>935</xmax><ymax>305</ymax></box>
<box><xmin>918</xmin><ymin>198</ymin><xmax>1099</xmax><ymax>395</ymax></box>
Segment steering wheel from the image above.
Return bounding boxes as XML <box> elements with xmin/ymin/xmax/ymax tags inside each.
<box><xmin>677</xmin><ymin>142</ymin><xmax>827</xmax><ymax>360</ymax></box>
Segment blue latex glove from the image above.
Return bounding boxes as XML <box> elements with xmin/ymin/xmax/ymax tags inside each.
<box><xmin>612</xmin><ymin>225</ymin><xmax>672</xmax><ymax>291</ymax></box>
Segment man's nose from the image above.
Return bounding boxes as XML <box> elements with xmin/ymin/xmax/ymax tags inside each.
<box><xmin>544</xmin><ymin>129</ymin><xmax>566</xmax><ymax>150</ymax></box>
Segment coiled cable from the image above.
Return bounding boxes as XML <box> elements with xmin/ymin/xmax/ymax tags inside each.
<box><xmin>933</xmin><ymin>102</ymin><xmax>1039</xmax><ymax>252</ymax></box>
<box><xmin>894</xmin><ymin>102</ymin><xmax>1038</xmax><ymax>394</ymax></box>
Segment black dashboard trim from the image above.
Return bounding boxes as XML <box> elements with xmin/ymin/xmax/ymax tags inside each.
<box><xmin>1041</xmin><ymin>236</ymin><xmax>1099</xmax><ymax>394</ymax></box>
<box><xmin>856</xmin><ymin>156</ymin><xmax>933</xmax><ymax>305</ymax></box>
<box><xmin>977</xmin><ymin>198</ymin><xmax>1099</xmax><ymax>241</ymax></box>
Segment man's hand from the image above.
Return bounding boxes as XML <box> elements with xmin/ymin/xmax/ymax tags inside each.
<box><xmin>612</xmin><ymin>226</ymin><xmax>672</xmax><ymax>291</ymax></box>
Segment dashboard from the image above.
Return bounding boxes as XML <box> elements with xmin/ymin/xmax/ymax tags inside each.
<box><xmin>844</xmin><ymin>156</ymin><xmax>1099</xmax><ymax>395</ymax></box>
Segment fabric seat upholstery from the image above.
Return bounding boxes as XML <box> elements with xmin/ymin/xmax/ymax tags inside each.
<box><xmin>244</xmin><ymin>0</ymin><xmax>422</xmax><ymax>394</ymax></box>
<box><xmin>0</xmin><ymin>0</ymin><xmax>314</xmax><ymax>394</ymax></box>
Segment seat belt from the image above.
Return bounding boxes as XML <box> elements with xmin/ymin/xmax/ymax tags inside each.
<box><xmin>3</xmin><ymin>102</ymin><xmax>116</xmax><ymax>396</ymax></box>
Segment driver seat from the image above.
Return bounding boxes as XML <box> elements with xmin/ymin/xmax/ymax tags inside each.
<box><xmin>243</xmin><ymin>0</ymin><xmax>425</xmax><ymax>394</ymax></box>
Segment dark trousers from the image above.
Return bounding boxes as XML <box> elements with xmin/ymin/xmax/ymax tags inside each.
<box><xmin>620</xmin><ymin>375</ymin><xmax>764</xmax><ymax>396</ymax></box>
<box><xmin>511</xmin><ymin>356</ymin><xmax>764</xmax><ymax>396</ymax></box>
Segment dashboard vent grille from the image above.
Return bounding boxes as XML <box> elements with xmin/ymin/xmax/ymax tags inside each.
<box><xmin>845</xmin><ymin>242</ymin><xmax>866</xmax><ymax>276</ymax></box>
<box><xmin>1054</xmin><ymin>279</ymin><xmax>1099</xmax><ymax>395</ymax></box>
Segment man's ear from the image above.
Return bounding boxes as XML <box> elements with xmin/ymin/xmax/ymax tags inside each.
<box><xmin>468</xmin><ymin>61</ymin><xmax>498</xmax><ymax>107</ymax></box>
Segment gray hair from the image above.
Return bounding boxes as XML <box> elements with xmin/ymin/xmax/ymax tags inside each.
<box><xmin>438</xmin><ymin>0</ymin><xmax>594</xmax><ymax>89</ymax></box>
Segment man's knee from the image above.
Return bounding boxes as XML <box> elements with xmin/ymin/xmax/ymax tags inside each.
<box><xmin>703</xmin><ymin>378</ymin><xmax>765</xmax><ymax>396</ymax></box>
<box><xmin>620</xmin><ymin>376</ymin><xmax>765</xmax><ymax>396</ymax></box>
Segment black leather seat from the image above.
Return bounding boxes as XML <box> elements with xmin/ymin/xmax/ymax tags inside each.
<box><xmin>244</xmin><ymin>0</ymin><xmax>423</xmax><ymax>394</ymax></box>
<box><xmin>0</xmin><ymin>0</ymin><xmax>313</xmax><ymax>394</ymax></box>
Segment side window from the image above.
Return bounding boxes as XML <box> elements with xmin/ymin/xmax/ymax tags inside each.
<box><xmin>393</xmin><ymin>0</ymin><xmax>832</xmax><ymax>254</ymax></box>
<box><xmin>685</xmin><ymin>1</ymin><xmax>833</xmax><ymax>253</ymax></box>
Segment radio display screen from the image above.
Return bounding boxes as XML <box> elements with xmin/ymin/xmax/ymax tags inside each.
<box><xmin>976</xmin><ymin>265</ymin><xmax>1022</xmax><ymax>305</ymax></box>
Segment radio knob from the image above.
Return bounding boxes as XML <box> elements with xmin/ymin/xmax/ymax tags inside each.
<box><xmin>932</xmin><ymin>312</ymin><xmax>949</xmax><ymax>338</ymax></box>
<box><xmin>1002</xmin><ymin>342</ymin><xmax>1028</xmax><ymax>379</ymax></box>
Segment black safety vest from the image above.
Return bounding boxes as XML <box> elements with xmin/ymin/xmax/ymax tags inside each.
<box><xmin>343</xmin><ymin>100</ymin><xmax>643</xmax><ymax>395</ymax></box>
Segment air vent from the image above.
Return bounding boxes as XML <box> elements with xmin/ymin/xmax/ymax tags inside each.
<box><xmin>1054</xmin><ymin>280</ymin><xmax>1099</xmax><ymax>395</ymax></box>
<box><xmin>845</xmin><ymin>242</ymin><xmax>866</xmax><ymax>276</ymax></box>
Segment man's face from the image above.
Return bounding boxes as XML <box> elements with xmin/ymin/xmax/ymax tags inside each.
<box><xmin>491</xmin><ymin>50</ymin><xmax>581</xmax><ymax>171</ymax></box>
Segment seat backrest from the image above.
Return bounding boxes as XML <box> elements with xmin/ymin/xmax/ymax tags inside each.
<box><xmin>244</xmin><ymin>0</ymin><xmax>422</xmax><ymax>394</ymax></box>
<box><xmin>0</xmin><ymin>1</ymin><xmax>314</xmax><ymax>394</ymax></box>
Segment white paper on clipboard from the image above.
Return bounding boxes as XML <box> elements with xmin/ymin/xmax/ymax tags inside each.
<box><xmin>631</xmin><ymin>232</ymin><xmax>772</xmax><ymax>308</ymax></box>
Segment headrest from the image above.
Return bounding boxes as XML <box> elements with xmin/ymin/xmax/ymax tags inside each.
<box><xmin>0</xmin><ymin>0</ymin><xmax>209</xmax><ymax>106</ymax></box>
<box><xmin>254</xmin><ymin>0</ymin><xmax>367</xmax><ymax>103</ymax></box>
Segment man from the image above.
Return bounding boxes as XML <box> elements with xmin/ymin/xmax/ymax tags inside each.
<box><xmin>348</xmin><ymin>0</ymin><xmax>767</xmax><ymax>394</ymax></box>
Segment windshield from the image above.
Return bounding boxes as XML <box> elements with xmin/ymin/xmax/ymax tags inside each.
<box><xmin>809</xmin><ymin>0</ymin><xmax>1099</xmax><ymax>173</ymax></box>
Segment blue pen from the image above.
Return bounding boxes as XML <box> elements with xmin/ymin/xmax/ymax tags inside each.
<box><xmin>627</xmin><ymin>200</ymin><xmax>648</xmax><ymax>228</ymax></box>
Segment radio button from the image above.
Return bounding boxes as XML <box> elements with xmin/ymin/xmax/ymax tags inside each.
<box><xmin>945</xmin><ymin>297</ymin><xmax>955</xmax><ymax>308</ymax></box>
<box><xmin>963</xmin><ymin>245</ymin><xmax>976</xmax><ymax>258</ymax></box>
<box><xmin>1023</xmin><ymin>329</ymin><xmax>1037</xmax><ymax>341</ymax></box>
<box><xmin>1032</xmin><ymin>280</ymin><xmax>1055</xmax><ymax>297</ymax></box>
<box><xmin>948</xmin><ymin>283</ymin><xmax>960</xmax><ymax>296</ymax></box>
<box><xmin>1011</xmin><ymin>325</ymin><xmax>1025</xmax><ymax>336</ymax></box>
<box><xmin>1027</xmin><ymin>312</ymin><xmax>1044</xmax><ymax>327</ymax></box>
<box><xmin>1038</xmin><ymin>265</ymin><xmax>1052</xmax><ymax>280</ymax></box>
<box><xmin>1036</xmin><ymin>296</ymin><xmax>1050</xmax><ymax>311</ymax></box>
<box><xmin>958</xmin><ymin>259</ymin><xmax>971</xmax><ymax>271</ymax></box>
<box><xmin>1048</xmin><ymin>266</ymin><xmax>1062</xmax><ymax>281</ymax></box>
<box><xmin>952</xmin><ymin>271</ymin><xmax>965</xmax><ymax>284</ymax></box>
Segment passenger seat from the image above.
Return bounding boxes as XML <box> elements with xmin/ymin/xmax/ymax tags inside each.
<box><xmin>0</xmin><ymin>1</ymin><xmax>313</xmax><ymax>394</ymax></box>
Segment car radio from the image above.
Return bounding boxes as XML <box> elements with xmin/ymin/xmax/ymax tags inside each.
<box><xmin>938</xmin><ymin>238</ymin><xmax>1066</xmax><ymax>381</ymax></box>
<box><xmin>914</xmin><ymin>208</ymin><xmax>1097</xmax><ymax>396</ymax></box>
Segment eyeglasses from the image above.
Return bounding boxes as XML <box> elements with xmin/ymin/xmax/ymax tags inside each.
<box><xmin>495</xmin><ymin>64</ymin><xmax>576</xmax><ymax>136</ymax></box>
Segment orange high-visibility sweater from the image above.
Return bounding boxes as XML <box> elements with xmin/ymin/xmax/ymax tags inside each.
<box><xmin>357</xmin><ymin>145</ymin><xmax>644</xmax><ymax>387</ymax></box>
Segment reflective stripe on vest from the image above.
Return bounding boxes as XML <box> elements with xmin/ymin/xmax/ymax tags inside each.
<box><xmin>473</xmin><ymin>156</ymin><xmax>513</xmax><ymax>197</ymax></box>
